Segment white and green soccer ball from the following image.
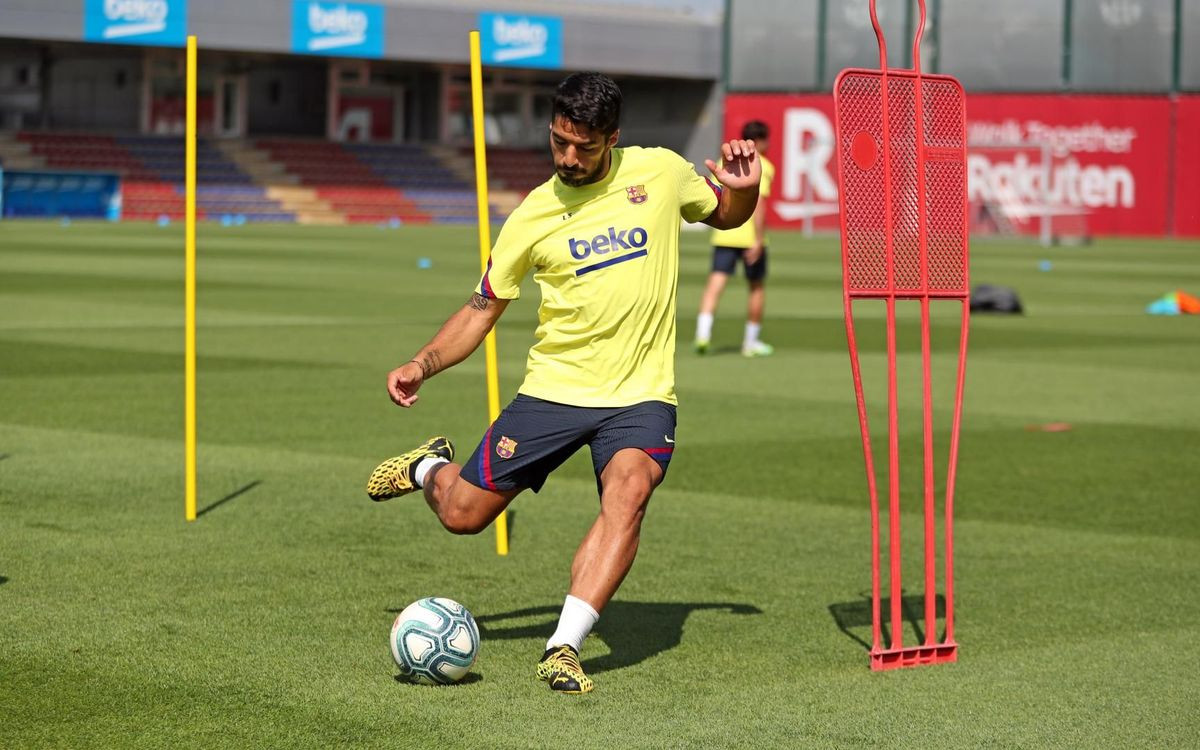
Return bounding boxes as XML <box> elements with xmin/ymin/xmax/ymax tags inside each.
<box><xmin>390</xmin><ymin>597</ymin><xmax>480</xmax><ymax>685</ymax></box>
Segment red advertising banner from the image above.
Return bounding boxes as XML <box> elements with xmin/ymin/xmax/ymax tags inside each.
<box><xmin>725</xmin><ymin>93</ymin><xmax>1187</xmax><ymax>237</ymax></box>
<box><xmin>1174</xmin><ymin>96</ymin><xmax>1200</xmax><ymax>237</ymax></box>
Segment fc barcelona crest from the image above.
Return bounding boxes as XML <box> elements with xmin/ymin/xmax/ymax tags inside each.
<box><xmin>496</xmin><ymin>436</ymin><xmax>518</xmax><ymax>459</ymax></box>
<box><xmin>625</xmin><ymin>185</ymin><xmax>648</xmax><ymax>204</ymax></box>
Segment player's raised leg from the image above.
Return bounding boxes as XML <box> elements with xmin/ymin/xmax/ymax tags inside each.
<box><xmin>421</xmin><ymin>460</ymin><xmax>520</xmax><ymax>534</ymax></box>
<box><xmin>366</xmin><ymin>436</ymin><xmax>455</xmax><ymax>500</ymax></box>
<box><xmin>366</xmin><ymin>436</ymin><xmax>519</xmax><ymax>533</ymax></box>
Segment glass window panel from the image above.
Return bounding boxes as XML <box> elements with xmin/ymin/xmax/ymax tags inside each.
<box><xmin>1071</xmin><ymin>0</ymin><xmax>1174</xmax><ymax>91</ymax></box>
<box><xmin>1181</xmin><ymin>0</ymin><xmax>1200</xmax><ymax>90</ymax></box>
<box><xmin>728</xmin><ymin>0</ymin><xmax>819</xmax><ymax>90</ymax></box>
<box><xmin>940</xmin><ymin>0</ymin><xmax>1064</xmax><ymax>91</ymax></box>
<box><xmin>822</xmin><ymin>0</ymin><xmax>910</xmax><ymax>88</ymax></box>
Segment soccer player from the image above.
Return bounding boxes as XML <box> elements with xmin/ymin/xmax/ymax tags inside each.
<box><xmin>366</xmin><ymin>72</ymin><xmax>760</xmax><ymax>694</ymax></box>
<box><xmin>693</xmin><ymin>120</ymin><xmax>776</xmax><ymax>357</ymax></box>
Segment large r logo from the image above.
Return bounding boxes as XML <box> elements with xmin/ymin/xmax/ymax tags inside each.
<box><xmin>782</xmin><ymin>108</ymin><xmax>838</xmax><ymax>202</ymax></box>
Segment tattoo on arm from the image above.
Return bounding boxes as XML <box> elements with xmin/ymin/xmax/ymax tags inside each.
<box><xmin>413</xmin><ymin>350</ymin><xmax>443</xmax><ymax>379</ymax></box>
<box><xmin>468</xmin><ymin>292</ymin><xmax>491</xmax><ymax>311</ymax></box>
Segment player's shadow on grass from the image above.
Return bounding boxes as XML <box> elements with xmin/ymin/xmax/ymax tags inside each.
<box><xmin>476</xmin><ymin>601</ymin><xmax>762</xmax><ymax>674</ymax></box>
<box><xmin>828</xmin><ymin>592</ymin><xmax>947</xmax><ymax>651</ymax></box>
<box><xmin>699</xmin><ymin>345</ymin><xmax>745</xmax><ymax>357</ymax></box>
<box><xmin>197</xmin><ymin>480</ymin><xmax>261</xmax><ymax>517</ymax></box>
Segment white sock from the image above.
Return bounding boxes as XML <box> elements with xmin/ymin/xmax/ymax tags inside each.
<box><xmin>414</xmin><ymin>456</ymin><xmax>448</xmax><ymax>488</ymax></box>
<box><xmin>696</xmin><ymin>312</ymin><xmax>714</xmax><ymax>342</ymax></box>
<box><xmin>546</xmin><ymin>595</ymin><xmax>599</xmax><ymax>653</ymax></box>
<box><xmin>744</xmin><ymin>321</ymin><xmax>761</xmax><ymax>348</ymax></box>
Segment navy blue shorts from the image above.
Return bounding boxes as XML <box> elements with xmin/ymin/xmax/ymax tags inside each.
<box><xmin>712</xmin><ymin>245</ymin><xmax>768</xmax><ymax>282</ymax></box>
<box><xmin>459</xmin><ymin>394</ymin><xmax>677</xmax><ymax>495</ymax></box>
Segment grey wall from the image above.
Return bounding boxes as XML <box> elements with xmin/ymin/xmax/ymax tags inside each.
<box><xmin>0</xmin><ymin>42</ymin><xmax>45</xmax><ymax>129</ymax></box>
<box><xmin>0</xmin><ymin>0</ymin><xmax>719</xmax><ymax>80</ymax></box>
<box><xmin>615</xmin><ymin>77</ymin><xmax>719</xmax><ymax>165</ymax></box>
<box><xmin>246</xmin><ymin>62</ymin><xmax>326</xmax><ymax>135</ymax></box>
<box><xmin>47</xmin><ymin>55</ymin><xmax>141</xmax><ymax>130</ymax></box>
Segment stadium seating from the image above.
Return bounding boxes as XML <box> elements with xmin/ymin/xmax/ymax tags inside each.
<box><xmin>465</xmin><ymin>146</ymin><xmax>554</xmax><ymax>193</ymax></box>
<box><xmin>7</xmin><ymin>132</ymin><xmax>551</xmax><ymax>224</ymax></box>
<box><xmin>258</xmin><ymin>139</ymin><xmax>509</xmax><ymax>224</ymax></box>
<box><xmin>15</xmin><ymin>132</ymin><xmax>294</xmax><ymax>222</ymax></box>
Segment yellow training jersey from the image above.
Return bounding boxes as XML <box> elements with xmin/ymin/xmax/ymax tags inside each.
<box><xmin>477</xmin><ymin>146</ymin><xmax>720</xmax><ymax>407</ymax></box>
<box><xmin>709</xmin><ymin>155</ymin><xmax>774</xmax><ymax>248</ymax></box>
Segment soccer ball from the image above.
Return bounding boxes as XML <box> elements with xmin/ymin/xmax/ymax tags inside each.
<box><xmin>390</xmin><ymin>597</ymin><xmax>480</xmax><ymax>685</ymax></box>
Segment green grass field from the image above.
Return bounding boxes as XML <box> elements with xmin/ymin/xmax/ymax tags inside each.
<box><xmin>2</xmin><ymin>219</ymin><xmax>1198</xmax><ymax>748</ymax></box>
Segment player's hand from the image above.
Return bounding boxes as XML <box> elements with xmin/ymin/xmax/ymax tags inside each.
<box><xmin>386</xmin><ymin>361</ymin><xmax>425</xmax><ymax>407</ymax></box>
<box><xmin>705</xmin><ymin>139</ymin><xmax>761</xmax><ymax>192</ymax></box>
<box><xmin>745</xmin><ymin>243</ymin><xmax>764</xmax><ymax>265</ymax></box>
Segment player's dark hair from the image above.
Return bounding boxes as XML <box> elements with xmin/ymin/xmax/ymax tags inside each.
<box><xmin>741</xmin><ymin>120</ymin><xmax>769</xmax><ymax>141</ymax></box>
<box><xmin>552</xmin><ymin>72</ymin><xmax>622</xmax><ymax>135</ymax></box>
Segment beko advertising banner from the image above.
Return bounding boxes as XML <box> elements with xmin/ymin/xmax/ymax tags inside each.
<box><xmin>478</xmin><ymin>12</ymin><xmax>563</xmax><ymax>69</ymax></box>
<box><xmin>725</xmin><ymin>92</ymin><xmax>1190</xmax><ymax>237</ymax></box>
<box><xmin>292</xmin><ymin>1</ymin><xmax>385</xmax><ymax>58</ymax></box>
<box><xmin>84</xmin><ymin>0</ymin><xmax>188</xmax><ymax>47</ymax></box>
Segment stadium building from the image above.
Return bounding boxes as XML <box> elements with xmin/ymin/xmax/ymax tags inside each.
<box><xmin>0</xmin><ymin>0</ymin><xmax>723</xmax><ymax>223</ymax></box>
<box><xmin>0</xmin><ymin>0</ymin><xmax>1197</xmax><ymax>236</ymax></box>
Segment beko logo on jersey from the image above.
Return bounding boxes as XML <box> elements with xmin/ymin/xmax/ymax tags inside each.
<box><xmin>567</xmin><ymin>226</ymin><xmax>649</xmax><ymax>260</ymax></box>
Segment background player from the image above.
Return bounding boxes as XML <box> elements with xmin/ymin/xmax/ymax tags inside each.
<box><xmin>693</xmin><ymin>120</ymin><xmax>776</xmax><ymax>357</ymax></box>
<box><xmin>365</xmin><ymin>72</ymin><xmax>760</xmax><ymax>695</ymax></box>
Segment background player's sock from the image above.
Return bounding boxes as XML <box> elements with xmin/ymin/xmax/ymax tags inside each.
<box><xmin>696</xmin><ymin>312</ymin><xmax>714</xmax><ymax>342</ymax></box>
<box><xmin>546</xmin><ymin>595</ymin><xmax>599</xmax><ymax>653</ymax></box>
<box><xmin>414</xmin><ymin>456</ymin><xmax>448</xmax><ymax>488</ymax></box>
<box><xmin>744</xmin><ymin>321</ymin><xmax>762</xmax><ymax>349</ymax></box>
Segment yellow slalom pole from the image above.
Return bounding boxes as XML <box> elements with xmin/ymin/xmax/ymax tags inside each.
<box><xmin>184</xmin><ymin>35</ymin><xmax>198</xmax><ymax>522</ymax></box>
<box><xmin>469</xmin><ymin>31</ymin><xmax>507</xmax><ymax>555</ymax></box>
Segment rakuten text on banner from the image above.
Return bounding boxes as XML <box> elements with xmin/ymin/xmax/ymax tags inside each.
<box><xmin>725</xmin><ymin>93</ymin><xmax>1183</xmax><ymax>237</ymax></box>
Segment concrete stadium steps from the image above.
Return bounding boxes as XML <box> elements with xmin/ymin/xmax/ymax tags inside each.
<box><xmin>251</xmin><ymin>138</ymin><xmax>508</xmax><ymax>224</ymax></box>
<box><xmin>214</xmin><ymin>140</ymin><xmax>297</xmax><ymax>185</ymax></box>
<box><xmin>426</xmin><ymin>145</ymin><xmax>531</xmax><ymax>217</ymax></box>
<box><xmin>265</xmin><ymin>186</ymin><xmax>344</xmax><ymax>225</ymax></box>
<box><xmin>344</xmin><ymin>142</ymin><xmax>508</xmax><ymax>224</ymax></box>
<box><xmin>0</xmin><ymin>132</ymin><xmax>44</xmax><ymax>169</ymax></box>
<box><xmin>311</xmin><ymin>185</ymin><xmax>431</xmax><ymax>224</ymax></box>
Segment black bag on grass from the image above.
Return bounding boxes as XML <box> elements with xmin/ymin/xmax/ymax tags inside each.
<box><xmin>970</xmin><ymin>284</ymin><xmax>1023</xmax><ymax>314</ymax></box>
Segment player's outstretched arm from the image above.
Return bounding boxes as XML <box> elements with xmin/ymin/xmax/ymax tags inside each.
<box><xmin>386</xmin><ymin>293</ymin><xmax>509</xmax><ymax>408</ymax></box>
<box><xmin>702</xmin><ymin>138</ymin><xmax>762</xmax><ymax>230</ymax></box>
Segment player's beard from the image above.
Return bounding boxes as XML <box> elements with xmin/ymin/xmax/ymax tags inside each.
<box><xmin>556</xmin><ymin>151</ymin><xmax>609</xmax><ymax>187</ymax></box>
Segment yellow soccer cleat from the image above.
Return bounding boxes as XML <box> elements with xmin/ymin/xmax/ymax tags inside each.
<box><xmin>366</xmin><ymin>436</ymin><xmax>454</xmax><ymax>501</ymax></box>
<box><xmin>536</xmin><ymin>645</ymin><xmax>594</xmax><ymax>694</ymax></box>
